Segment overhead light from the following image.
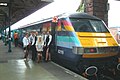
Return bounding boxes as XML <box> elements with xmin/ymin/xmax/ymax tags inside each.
<box><xmin>0</xmin><ymin>3</ymin><xmax>7</xmax><ymax>6</ymax></box>
<box><xmin>41</xmin><ymin>0</ymin><xmax>54</xmax><ymax>2</ymax></box>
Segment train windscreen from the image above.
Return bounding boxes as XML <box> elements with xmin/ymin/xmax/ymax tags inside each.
<box><xmin>70</xmin><ymin>19</ymin><xmax>109</xmax><ymax>33</ymax></box>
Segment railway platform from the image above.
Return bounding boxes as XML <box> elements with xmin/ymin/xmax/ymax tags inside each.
<box><xmin>0</xmin><ymin>40</ymin><xmax>87</xmax><ymax>80</ymax></box>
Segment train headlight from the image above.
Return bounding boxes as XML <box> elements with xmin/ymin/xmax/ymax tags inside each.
<box><xmin>72</xmin><ymin>47</ymin><xmax>97</xmax><ymax>54</ymax></box>
<box><xmin>72</xmin><ymin>47</ymin><xmax>84</xmax><ymax>55</ymax></box>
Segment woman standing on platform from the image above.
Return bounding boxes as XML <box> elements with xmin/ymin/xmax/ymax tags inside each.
<box><xmin>45</xmin><ymin>31</ymin><xmax>52</xmax><ymax>62</ymax></box>
<box><xmin>36</xmin><ymin>36</ymin><xmax>44</xmax><ymax>63</ymax></box>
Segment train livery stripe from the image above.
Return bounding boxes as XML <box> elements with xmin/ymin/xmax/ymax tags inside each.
<box><xmin>62</xmin><ymin>18</ymin><xmax>74</xmax><ymax>31</ymax></box>
<box><xmin>57</xmin><ymin>20</ymin><xmax>62</xmax><ymax>31</ymax></box>
<box><xmin>57</xmin><ymin>36</ymin><xmax>81</xmax><ymax>48</ymax></box>
<box><xmin>82</xmin><ymin>53</ymin><xmax>118</xmax><ymax>58</ymax></box>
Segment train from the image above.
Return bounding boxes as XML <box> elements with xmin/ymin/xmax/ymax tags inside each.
<box><xmin>13</xmin><ymin>12</ymin><xmax>120</xmax><ymax>79</ymax></box>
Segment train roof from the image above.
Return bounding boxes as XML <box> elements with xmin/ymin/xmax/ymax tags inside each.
<box><xmin>19</xmin><ymin>12</ymin><xmax>101</xmax><ymax>29</ymax></box>
<box><xmin>68</xmin><ymin>12</ymin><xmax>101</xmax><ymax>20</ymax></box>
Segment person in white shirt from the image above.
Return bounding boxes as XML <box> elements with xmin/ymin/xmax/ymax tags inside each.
<box><xmin>29</xmin><ymin>32</ymin><xmax>35</xmax><ymax>45</ymax></box>
<box><xmin>36</xmin><ymin>36</ymin><xmax>44</xmax><ymax>63</ymax></box>
<box><xmin>22</xmin><ymin>33</ymin><xmax>29</xmax><ymax>60</ymax></box>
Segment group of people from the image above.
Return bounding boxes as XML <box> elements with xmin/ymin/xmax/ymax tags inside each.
<box><xmin>22</xmin><ymin>31</ymin><xmax>52</xmax><ymax>63</ymax></box>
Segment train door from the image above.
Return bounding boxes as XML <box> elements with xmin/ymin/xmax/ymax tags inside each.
<box><xmin>50</xmin><ymin>18</ymin><xmax>67</xmax><ymax>63</ymax></box>
<box><xmin>50</xmin><ymin>20</ymin><xmax>58</xmax><ymax>61</ymax></box>
<box><xmin>52</xmin><ymin>18</ymin><xmax>73</xmax><ymax>65</ymax></box>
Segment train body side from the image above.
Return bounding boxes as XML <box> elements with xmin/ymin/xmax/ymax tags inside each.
<box><xmin>15</xmin><ymin>13</ymin><xmax>120</xmax><ymax>78</ymax></box>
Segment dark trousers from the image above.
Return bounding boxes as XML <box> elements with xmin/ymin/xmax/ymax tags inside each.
<box><xmin>31</xmin><ymin>45</ymin><xmax>37</xmax><ymax>61</ymax></box>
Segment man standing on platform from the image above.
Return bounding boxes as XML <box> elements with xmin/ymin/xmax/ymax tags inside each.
<box><xmin>29</xmin><ymin>31</ymin><xmax>37</xmax><ymax>61</ymax></box>
<box><xmin>22</xmin><ymin>33</ymin><xmax>29</xmax><ymax>60</ymax></box>
<box><xmin>41</xmin><ymin>31</ymin><xmax>47</xmax><ymax>61</ymax></box>
<box><xmin>14</xmin><ymin>31</ymin><xmax>19</xmax><ymax>47</ymax></box>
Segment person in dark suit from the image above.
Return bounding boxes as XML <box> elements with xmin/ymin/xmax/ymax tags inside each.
<box><xmin>41</xmin><ymin>31</ymin><xmax>47</xmax><ymax>61</ymax></box>
<box><xmin>29</xmin><ymin>31</ymin><xmax>37</xmax><ymax>61</ymax></box>
<box><xmin>45</xmin><ymin>31</ymin><xmax>52</xmax><ymax>61</ymax></box>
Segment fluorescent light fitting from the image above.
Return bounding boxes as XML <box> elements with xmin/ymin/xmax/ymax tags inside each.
<box><xmin>0</xmin><ymin>3</ymin><xmax>7</xmax><ymax>6</ymax></box>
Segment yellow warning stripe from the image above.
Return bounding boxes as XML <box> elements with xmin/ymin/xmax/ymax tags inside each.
<box><xmin>82</xmin><ymin>53</ymin><xmax>118</xmax><ymax>58</ymax></box>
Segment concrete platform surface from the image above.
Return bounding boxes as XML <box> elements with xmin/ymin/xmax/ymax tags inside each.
<box><xmin>0</xmin><ymin>41</ymin><xmax>24</xmax><ymax>61</ymax></box>
<box><xmin>0</xmin><ymin>40</ymin><xmax>87</xmax><ymax>80</ymax></box>
<box><xmin>0</xmin><ymin>60</ymin><xmax>87</xmax><ymax>80</ymax></box>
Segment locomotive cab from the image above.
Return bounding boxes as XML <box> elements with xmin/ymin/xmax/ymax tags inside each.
<box><xmin>54</xmin><ymin>13</ymin><xmax>120</xmax><ymax>78</ymax></box>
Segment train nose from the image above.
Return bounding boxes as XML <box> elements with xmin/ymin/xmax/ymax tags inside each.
<box><xmin>85</xmin><ymin>66</ymin><xmax>98</xmax><ymax>76</ymax></box>
<box><xmin>117</xmin><ymin>63</ymin><xmax>120</xmax><ymax>70</ymax></box>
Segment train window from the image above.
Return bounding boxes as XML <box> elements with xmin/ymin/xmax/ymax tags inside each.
<box><xmin>70</xmin><ymin>18</ymin><xmax>109</xmax><ymax>33</ymax></box>
<box><xmin>90</xmin><ymin>20</ymin><xmax>109</xmax><ymax>32</ymax></box>
<box><xmin>56</xmin><ymin>20</ymin><xmax>62</xmax><ymax>31</ymax></box>
<box><xmin>70</xmin><ymin>19</ymin><xmax>94</xmax><ymax>32</ymax></box>
<box><xmin>78</xmin><ymin>23</ymin><xmax>93</xmax><ymax>32</ymax></box>
<box><xmin>42</xmin><ymin>22</ymin><xmax>51</xmax><ymax>31</ymax></box>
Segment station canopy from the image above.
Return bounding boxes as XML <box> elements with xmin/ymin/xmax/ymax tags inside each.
<box><xmin>0</xmin><ymin>0</ymin><xmax>53</xmax><ymax>30</ymax></box>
